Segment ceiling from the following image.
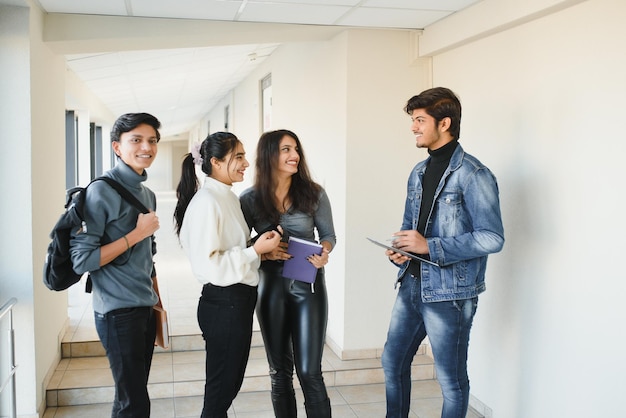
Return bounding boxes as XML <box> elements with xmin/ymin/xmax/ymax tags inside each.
<box><xmin>35</xmin><ymin>0</ymin><xmax>482</xmax><ymax>138</ymax></box>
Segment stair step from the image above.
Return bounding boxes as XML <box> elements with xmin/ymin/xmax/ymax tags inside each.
<box><xmin>47</xmin><ymin>333</ymin><xmax>435</xmax><ymax>407</ymax></box>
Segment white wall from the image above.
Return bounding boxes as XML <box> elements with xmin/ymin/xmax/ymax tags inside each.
<box><xmin>193</xmin><ymin>30</ymin><xmax>423</xmax><ymax>355</ymax></box>
<box><xmin>342</xmin><ymin>29</ymin><xmax>425</xmax><ymax>352</ymax></box>
<box><xmin>30</xmin><ymin>4</ymin><xmax>70</xmax><ymax>416</ymax></box>
<box><xmin>0</xmin><ymin>2</ymin><xmax>68</xmax><ymax>416</ymax></box>
<box><xmin>0</xmin><ymin>5</ymin><xmax>38</xmax><ymax>416</ymax></box>
<box><xmin>144</xmin><ymin>141</ymin><xmax>173</xmax><ymax>192</ymax></box>
<box><xmin>241</xmin><ymin>38</ymin><xmax>352</xmax><ymax>348</ymax></box>
<box><xmin>423</xmin><ymin>0</ymin><xmax>626</xmax><ymax>416</ymax></box>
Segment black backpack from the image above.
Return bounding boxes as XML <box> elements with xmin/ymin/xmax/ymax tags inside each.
<box><xmin>43</xmin><ymin>177</ymin><xmax>149</xmax><ymax>292</ymax></box>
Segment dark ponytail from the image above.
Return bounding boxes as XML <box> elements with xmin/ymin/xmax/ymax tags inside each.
<box><xmin>173</xmin><ymin>153</ymin><xmax>198</xmax><ymax>236</ymax></box>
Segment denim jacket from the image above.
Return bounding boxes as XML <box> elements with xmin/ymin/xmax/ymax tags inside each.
<box><xmin>397</xmin><ymin>144</ymin><xmax>505</xmax><ymax>302</ymax></box>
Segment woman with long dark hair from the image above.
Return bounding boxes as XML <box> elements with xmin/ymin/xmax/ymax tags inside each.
<box><xmin>174</xmin><ymin>131</ymin><xmax>281</xmax><ymax>418</ymax></box>
<box><xmin>240</xmin><ymin>129</ymin><xmax>336</xmax><ymax>417</ymax></box>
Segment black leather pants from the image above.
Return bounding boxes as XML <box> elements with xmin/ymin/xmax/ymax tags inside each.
<box><xmin>256</xmin><ymin>262</ymin><xmax>331</xmax><ymax>418</ymax></box>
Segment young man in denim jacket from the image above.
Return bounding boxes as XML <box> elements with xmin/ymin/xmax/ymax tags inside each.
<box><xmin>381</xmin><ymin>87</ymin><xmax>505</xmax><ymax>418</ymax></box>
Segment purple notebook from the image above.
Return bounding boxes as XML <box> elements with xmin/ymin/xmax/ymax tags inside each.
<box><xmin>282</xmin><ymin>237</ymin><xmax>323</xmax><ymax>283</ymax></box>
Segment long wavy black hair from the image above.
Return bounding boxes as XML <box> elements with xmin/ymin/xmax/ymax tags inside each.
<box><xmin>253</xmin><ymin>129</ymin><xmax>320</xmax><ymax>225</ymax></box>
<box><xmin>173</xmin><ymin>132</ymin><xmax>241</xmax><ymax>236</ymax></box>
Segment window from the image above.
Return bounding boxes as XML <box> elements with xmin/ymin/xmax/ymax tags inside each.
<box><xmin>261</xmin><ymin>73</ymin><xmax>272</xmax><ymax>132</ymax></box>
<box><xmin>65</xmin><ymin>110</ymin><xmax>78</xmax><ymax>188</ymax></box>
<box><xmin>90</xmin><ymin>123</ymin><xmax>103</xmax><ymax>178</ymax></box>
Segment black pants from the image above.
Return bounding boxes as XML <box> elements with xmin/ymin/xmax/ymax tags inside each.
<box><xmin>257</xmin><ymin>262</ymin><xmax>330</xmax><ymax>417</ymax></box>
<box><xmin>95</xmin><ymin>306</ymin><xmax>155</xmax><ymax>418</ymax></box>
<box><xmin>197</xmin><ymin>283</ymin><xmax>257</xmax><ymax>418</ymax></box>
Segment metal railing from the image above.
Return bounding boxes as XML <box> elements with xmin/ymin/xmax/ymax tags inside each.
<box><xmin>0</xmin><ymin>298</ymin><xmax>17</xmax><ymax>418</ymax></box>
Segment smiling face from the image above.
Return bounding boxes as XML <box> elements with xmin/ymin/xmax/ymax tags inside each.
<box><xmin>275</xmin><ymin>135</ymin><xmax>300</xmax><ymax>177</ymax></box>
<box><xmin>211</xmin><ymin>142</ymin><xmax>248</xmax><ymax>185</ymax></box>
<box><xmin>409</xmin><ymin>109</ymin><xmax>453</xmax><ymax>151</ymax></box>
<box><xmin>112</xmin><ymin>123</ymin><xmax>159</xmax><ymax>175</ymax></box>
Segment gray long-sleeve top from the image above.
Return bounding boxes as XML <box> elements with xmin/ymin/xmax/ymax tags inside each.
<box><xmin>239</xmin><ymin>187</ymin><xmax>336</xmax><ymax>250</ymax></box>
<box><xmin>70</xmin><ymin>161</ymin><xmax>158</xmax><ymax>314</ymax></box>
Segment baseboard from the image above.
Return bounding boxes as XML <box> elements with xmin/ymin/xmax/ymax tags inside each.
<box><xmin>325</xmin><ymin>336</ymin><xmax>431</xmax><ymax>361</ymax></box>
<box><xmin>325</xmin><ymin>336</ymin><xmax>380</xmax><ymax>360</ymax></box>
<box><xmin>469</xmin><ymin>394</ymin><xmax>493</xmax><ymax>418</ymax></box>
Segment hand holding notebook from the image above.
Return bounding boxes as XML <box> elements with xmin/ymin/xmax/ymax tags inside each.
<box><xmin>367</xmin><ymin>237</ymin><xmax>438</xmax><ymax>266</ymax></box>
<box><xmin>282</xmin><ymin>237</ymin><xmax>323</xmax><ymax>283</ymax></box>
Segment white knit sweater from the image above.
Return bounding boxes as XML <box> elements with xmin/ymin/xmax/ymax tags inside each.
<box><xmin>180</xmin><ymin>176</ymin><xmax>260</xmax><ymax>287</ymax></box>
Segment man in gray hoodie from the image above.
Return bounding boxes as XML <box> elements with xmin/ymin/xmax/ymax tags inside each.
<box><xmin>71</xmin><ymin>113</ymin><xmax>161</xmax><ymax>418</ymax></box>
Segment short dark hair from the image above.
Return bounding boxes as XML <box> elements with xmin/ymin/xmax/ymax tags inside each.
<box><xmin>110</xmin><ymin>113</ymin><xmax>161</xmax><ymax>143</ymax></box>
<box><xmin>405</xmin><ymin>87</ymin><xmax>462</xmax><ymax>140</ymax></box>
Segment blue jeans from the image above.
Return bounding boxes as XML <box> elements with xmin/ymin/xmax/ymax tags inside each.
<box><xmin>95</xmin><ymin>306</ymin><xmax>156</xmax><ymax>418</ymax></box>
<box><xmin>197</xmin><ymin>283</ymin><xmax>257</xmax><ymax>418</ymax></box>
<box><xmin>382</xmin><ymin>275</ymin><xmax>478</xmax><ymax>418</ymax></box>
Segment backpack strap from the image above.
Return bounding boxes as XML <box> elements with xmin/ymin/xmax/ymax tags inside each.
<box><xmin>81</xmin><ymin>177</ymin><xmax>152</xmax><ymax>293</ymax></box>
<box><xmin>93</xmin><ymin>177</ymin><xmax>150</xmax><ymax>214</ymax></box>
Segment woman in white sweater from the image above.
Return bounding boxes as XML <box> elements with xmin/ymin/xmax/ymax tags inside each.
<box><xmin>173</xmin><ymin>132</ymin><xmax>281</xmax><ymax>418</ymax></box>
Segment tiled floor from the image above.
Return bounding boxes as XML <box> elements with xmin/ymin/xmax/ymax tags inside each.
<box><xmin>43</xmin><ymin>380</ymin><xmax>459</xmax><ymax>418</ymax></box>
<box><xmin>43</xmin><ymin>191</ymin><xmax>483</xmax><ymax>418</ymax></box>
<box><xmin>43</xmin><ymin>381</ymin><xmax>462</xmax><ymax>417</ymax></box>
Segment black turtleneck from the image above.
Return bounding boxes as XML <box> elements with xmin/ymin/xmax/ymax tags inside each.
<box><xmin>407</xmin><ymin>140</ymin><xmax>458</xmax><ymax>276</ymax></box>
